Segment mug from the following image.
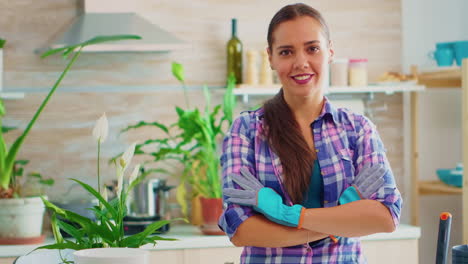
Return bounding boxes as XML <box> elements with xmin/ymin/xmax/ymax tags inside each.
<box><xmin>453</xmin><ymin>41</ymin><xmax>468</xmax><ymax>66</ymax></box>
<box><xmin>429</xmin><ymin>48</ymin><xmax>454</xmax><ymax>67</ymax></box>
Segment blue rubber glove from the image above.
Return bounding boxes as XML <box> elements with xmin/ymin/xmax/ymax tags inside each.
<box><xmin>224</xmin><ymin>167</ymin><xmax>304</xmax><ymax>227</ymax></box>
<box><xmin>339</xmin><ymin>163</ymin><xmax>388</xmax><ymax>205</ymax></box>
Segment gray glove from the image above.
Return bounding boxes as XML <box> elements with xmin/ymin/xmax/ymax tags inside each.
<box><xmin>224</xmin><ymin>167</ymin><xmax>304</xmax><ymax>227</ymax></box>
<box><xmin>353</xmin><ymin>163</ymin><xmax>387</xmax><ymax>198</ymax></box>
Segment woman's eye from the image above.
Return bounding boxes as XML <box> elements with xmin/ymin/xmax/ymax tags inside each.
<box><xmin>279</xmin><ymin>50</ymin><xmax>291</xmax><ymax>56</ymax></box>
<box><xmin>308</xmin><ymin>46</ymin><xmax>320</xmax><ymax>53</ymax></box>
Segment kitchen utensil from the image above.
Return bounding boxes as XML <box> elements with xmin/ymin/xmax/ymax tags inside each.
<box><xmin>124</xmin><ymin>177</ymin><xmax>174</xmax><ymax>235</ymax></box>
<box><xmin>436</xmin><ymin>212</ymin><xmax>452</xmax><ymax>264</ymax></box>
<box><xmin>429</xmin><ymin>48</ymin><xmax>455</xmax><ymax>66</ymax></box>
<box><xmin>453</xmin><ymin>41</ymin><xmax>468</xmax><ymax>66</ymax></box>
<box><xmin>437</xmin><ymin>164</ymin><xmax>463</xmax><ymax>188</ymax></box>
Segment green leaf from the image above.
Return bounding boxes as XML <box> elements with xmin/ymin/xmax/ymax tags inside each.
<box><xmin>57</xmin><ymin>219</ymin><xmax>84</xmax><ymax>242</ymax></box>
<box><xmin>120</xmin><ymin>121</ymin><xmax>169</xmax><ymax>134</ymax></box>
<box><xmin>41</xmin><ymin>35</ymin><xmax>142</xmax><ymax>59</ymax></box>
<box><xmin>70</xmin><ymin>179</ymin><xmax>118</xmax><ymax>219</ymax></box>
<box><xmin>14</xmin><ymin>160</ymin><xmax>29</xmax><ymax>166</ymax></box>
<box><xmin>36</xmin><ymin>241</ymin><xmax>84</xmax><ymax>251</ymax></box>
<box><xmin>0</xmin><ymin>39</ymin><xmax>5</xmax><ymax>49</ymax></box>
<box><xmin>50</xmin><ymin>213</ymin><xmax>64</xmax><ymax>244</ymax></box>
<box><xmin>172</xmin><ymin>62</ymin><xmax>185</xmax><ymax>83</ymax></box>
<box><xmin>39</xmin><ymin>178</ymin><xmax>55</xmax><ymax>186</ymax></box>
<box><xmin>121</xmin><ymin>219</ymin><xmax>174</xmax><ymax>247</ymax></box>
<box><xmin>1</xmin><ymin>126</ymin><xmax>16</xmax><ymax>133</ymax></box>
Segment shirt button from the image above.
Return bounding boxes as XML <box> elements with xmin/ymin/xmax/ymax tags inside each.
<box><xmin>321</xmin><ymin>170</ymin><xmax>325</xmax><ymax>175</ymax></box>
<box><xmin>315</xmin><ymin>149</ymin><xmax>319</xmax><ymax>153</ymax></box>
<box><xmin>324</xmin><ymin>200</ymin><xmax>328</xmax><ymax>204</ymax></box>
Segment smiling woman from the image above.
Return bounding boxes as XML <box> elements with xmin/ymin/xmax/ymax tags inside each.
<box><xmin>218</xmin><ymin>3</ymin><xmax>402</xmax><ymax>264</ymax></box>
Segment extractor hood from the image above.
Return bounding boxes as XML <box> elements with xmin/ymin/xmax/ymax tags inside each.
<box><xmin>46</xmin><ymin>1</ymin><xmax>188</xmax><ymax>52</ymax></box>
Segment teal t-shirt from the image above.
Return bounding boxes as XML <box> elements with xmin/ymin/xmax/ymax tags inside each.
<box><xmin>301</xmin><ymin>159</ymin><xmax>323</xmax><ymax>208</ymax></box>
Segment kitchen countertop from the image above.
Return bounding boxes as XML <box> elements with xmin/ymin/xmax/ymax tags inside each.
<box><xmin>0</xmin><ymin>224</ymin><xmax>421</xmax><ymax>258</ymax></box>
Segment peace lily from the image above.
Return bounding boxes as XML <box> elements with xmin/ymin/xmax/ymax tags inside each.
<box><xmin>39</xmin><ymin>112</ymin><xmax>182</xmax><ymax>255</ymax></box>
<box><xmin>115</xmin><ymin>143</ymin><xmax>136</xmax><ymax>198</ymax></box>
<box><xmin>93</xmin><ymin>113</ymin><xmax>109</xmax><ymax>195</ymax></box>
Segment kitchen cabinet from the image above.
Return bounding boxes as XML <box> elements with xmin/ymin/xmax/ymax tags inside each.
<box><xmin>0</xmin><ymin>224</ymin><xmax>420</xmax><ymax>264</ymax></box>
<box><xmin>409</xmin><ymin>59</ymin><xmax>468</xmax><ymax>244</ymax></box>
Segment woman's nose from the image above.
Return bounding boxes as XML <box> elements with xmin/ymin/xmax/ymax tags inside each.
<box><xmin>293</xmin><ymin>52</ymin><xmax>309</xmax><ymax>70</ymax></box>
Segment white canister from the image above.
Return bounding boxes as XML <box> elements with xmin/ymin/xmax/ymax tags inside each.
<box><xmin>349</xmin><ymin>58</ymin><xmax>368</xmax><ymax>87</ymax></box>
<box><xmin>330</xmin><ymin>58</ymin><xmax>349</xmax><ymax>86</ymax></box>
<box><xmin>74</xmin><ymin>248</ymin><xmax>149</xmax><ymax>264</ymax></box>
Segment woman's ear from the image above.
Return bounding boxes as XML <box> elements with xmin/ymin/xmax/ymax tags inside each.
<box><xmin>267</xmin><ymin>47</ymin><xmax>274</xmax><ymax>70</ymax></box>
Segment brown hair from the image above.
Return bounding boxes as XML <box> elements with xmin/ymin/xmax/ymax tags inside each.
<box><xmin>264</xmin><ymin>3</ymin><xmax>329</xmax><ymax>203</ymax></box>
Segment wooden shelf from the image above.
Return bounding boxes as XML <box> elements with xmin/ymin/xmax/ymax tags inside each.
<box><xmin>416</xmin><ymin>67</ymin><xmax>462</xmax><ymax>88</ymax></box>
<box><xmin>418</xmin><ymin>180</ymin><xmax>462</xmax><ymax>195</ymax></box>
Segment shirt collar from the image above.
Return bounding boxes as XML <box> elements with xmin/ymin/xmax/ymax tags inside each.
<box><xmin>318</xmin><ymin>96</ymin><xmax>339</xmax><ymax>123</ymax></box>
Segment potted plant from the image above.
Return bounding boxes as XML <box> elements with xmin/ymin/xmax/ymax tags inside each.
<box><xmin>32</xmin><ymin>112</ymin><xmax>182</xmax><ymax>264</ymax></box>
<box><xmin>0</xmin><ymin>34</ymin><xmax>141</xmax><ymax>244</ymax></box>
<box><xmin>117</xmin><ymin>62</ymin><xmax>236</xmax><ymax>234</ymax></box>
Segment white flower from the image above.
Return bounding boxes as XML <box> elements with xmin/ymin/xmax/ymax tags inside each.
<box><xmin>119</xmin><ymin>142</ymin><xmax>136</xmax><ymax>173</ymax></box>
<box><xmin>92</xmin><ymin>113</ymin><xmax>108</xmax><ymax>143</ymax></box>
<box><xmin>129</xmin><ymin>164</ymin><xmax>141</xmax><ymax>185</ymax></box>
<box><xmin>100</xmin><ymin>186</ymin><xmax>108</xmax><ymax>202</ymax></box>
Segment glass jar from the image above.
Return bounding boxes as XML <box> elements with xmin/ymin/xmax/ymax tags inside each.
<box><xmin>349</xmin><ymin>58</ymin><xmax>368</xmax><ymax>87</ymax></box>
<box><xmin>330</xmin><ymin>58</ymin><xmax>349</xmax><ymax>86</ymax></box>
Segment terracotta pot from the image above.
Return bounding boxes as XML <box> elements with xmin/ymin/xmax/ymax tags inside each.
<box><xmin>199</xmin><ymin>197</ymin><xmax>225</xmax><ymax>235</ymax></box>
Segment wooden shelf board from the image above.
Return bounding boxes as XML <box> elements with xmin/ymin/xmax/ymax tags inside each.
<box><xmin>417</xmin><ymin>67</ymin><xmax>462</xmax><ymax>88</ymax></box>
<box><xmin>418</xmin><ymin>180</ymin><xmax>462</xmax><ymax>195</ymax></box>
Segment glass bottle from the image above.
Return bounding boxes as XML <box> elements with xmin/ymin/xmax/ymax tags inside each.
<box><xmin>227</xmin><ymin>18</ymin><xmax>243</xmax><ymax>84</ymax></box>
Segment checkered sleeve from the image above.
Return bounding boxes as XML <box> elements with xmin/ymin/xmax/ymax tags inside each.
<box><xmin>354</xmin><ymin>115</ymin><xmax>402</xmax><ymax>227</ymax></box>
<box><xmin>218</xmin><ymin>113</ymin><xmax>257</xmax><ymax>239</ymax></box>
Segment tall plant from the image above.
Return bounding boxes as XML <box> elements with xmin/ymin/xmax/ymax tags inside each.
<box><xmin>116</xmin><ymin>63</ymin><xmax>236</xmax><ymax>215</ymax></box>
<box><xmin>0</xmin><ymin>35</ymin><xmax>141</xmax><ymax>198</ymax></box>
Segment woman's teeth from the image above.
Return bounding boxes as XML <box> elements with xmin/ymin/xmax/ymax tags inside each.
<box><xmin>294</xmin><ymin>75</ymin><xmax>310</xmax><ymax>80</ymax></box>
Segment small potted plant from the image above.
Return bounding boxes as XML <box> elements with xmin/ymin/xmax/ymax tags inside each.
<box><xmin>33</xmin><ymin>113</ymin><xmax>182</xmax><ymax>264</ymax></box>
<box><xmin>0</xmin><ymin>34</ymin><xmax>141</xmax><ymax>244</ymax></box>
<box><xmin>117</xmin><ymin>63</ymin><xmax>236</xmax><ymax>234</ymax></box>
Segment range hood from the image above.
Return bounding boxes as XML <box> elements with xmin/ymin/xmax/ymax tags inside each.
<box><xmin>46</xmin><ymin>1</ymin><xmax>188</xmax><ymax>52</ymax></box>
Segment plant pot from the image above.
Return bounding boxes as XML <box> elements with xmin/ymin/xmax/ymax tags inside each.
<box><xmin>199</xmin><ymin>197</ymin><xmax>225</xmax><ymax>235</ymax></box>
<box><xmin>73</xmin><ymin>248</ymin><xmax>149</xmax><ymax>264</ymax></box>
<box><xmin>190</xmin><ymin>195</ymin><xmax>203</xmax><ymax>226</ymax></box>
<box><xmin>0</xmin><ymin>196</ymin><xmax>46</xmax><ymax>244</ymax></box>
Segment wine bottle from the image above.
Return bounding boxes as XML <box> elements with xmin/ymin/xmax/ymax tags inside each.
<box><xmin>227</xmin><ymin>18</ymin><xmax>243</xmax><ymax>84</ymax></box>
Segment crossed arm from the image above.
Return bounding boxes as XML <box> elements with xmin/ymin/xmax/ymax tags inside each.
<box><xmin>231</xmin><ymin>200</ymin><xmax>394</xmax><ymax>247</ymax></box>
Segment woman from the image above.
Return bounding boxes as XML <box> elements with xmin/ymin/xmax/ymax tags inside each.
<box><xmin>218</xmin><ymin>3</ymin><xmax>402</xmax><ymax>264</ymax></box>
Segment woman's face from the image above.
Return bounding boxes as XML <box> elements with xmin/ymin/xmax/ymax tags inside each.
<box><xmin>268</xmin><ymin>16</ymin><xmax>333</xmax><ymax>97</ymax></box>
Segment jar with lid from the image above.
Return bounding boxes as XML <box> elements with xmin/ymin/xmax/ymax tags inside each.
<box><xmin>330</xmin><ymin>58</ymin><xmax>349</xmax><ymax>86</ymax></box>
<box><xmin>349</xmin><ymin>58</ymin><xmax>368</xmax><ymax>87</ymax></box>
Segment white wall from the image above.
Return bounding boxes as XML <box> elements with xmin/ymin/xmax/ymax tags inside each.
<box><xmin>401</xmin><ymin>0</ymin><xmax>467</xmax><ymax>263</ymax></box>
<box><xmin>402</xmin><ymin>0</ymin><xmax>468</xmax><ymax>71</ymax></box>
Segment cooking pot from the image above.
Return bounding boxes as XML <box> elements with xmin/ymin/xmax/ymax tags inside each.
<box><xmin>126</xmin><ymin>178</ymin><xmax>173</xmax><ymax>219</ymax></box>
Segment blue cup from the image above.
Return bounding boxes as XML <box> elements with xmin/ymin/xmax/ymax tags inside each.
<box><xmin>453</xmin><ymin>41</ymin><xmax>468</xmax><ymax>66</ymax></box>
<box><xmin>429</xmin><ymin>48</ymin><xmax>454</xmax><ymax>66</ymax></box>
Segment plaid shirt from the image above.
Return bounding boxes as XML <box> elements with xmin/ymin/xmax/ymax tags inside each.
<box><xmin>218</xmin><ymin>97</ymin><xmax>402</xmax><ymax>264</ymax></box>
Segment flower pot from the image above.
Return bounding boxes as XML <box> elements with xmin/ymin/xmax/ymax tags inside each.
<box><xmin>199</xmin><ymin>197</ymin><xmax>225</xmax><ymax>235</ymax></box>
<box><xmin>190</xmin><ymin>195</ymin><xmax>203</xmax><ymax>226</ymax></box>
<box><xmin>0</xmin><ymin>197</ymin><xmax>46</xmax><ymax>244</ymax></box>
<box><xmin>73</xmin><ymin>248</ymin><xmax>149</xmax><ymax>264</ymax></box>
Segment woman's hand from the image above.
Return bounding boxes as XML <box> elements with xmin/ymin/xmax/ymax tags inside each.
<box><xmin>224</xmin><ymin>167</ymin><xmax>304</xmax><ymax>227</ymax></box>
